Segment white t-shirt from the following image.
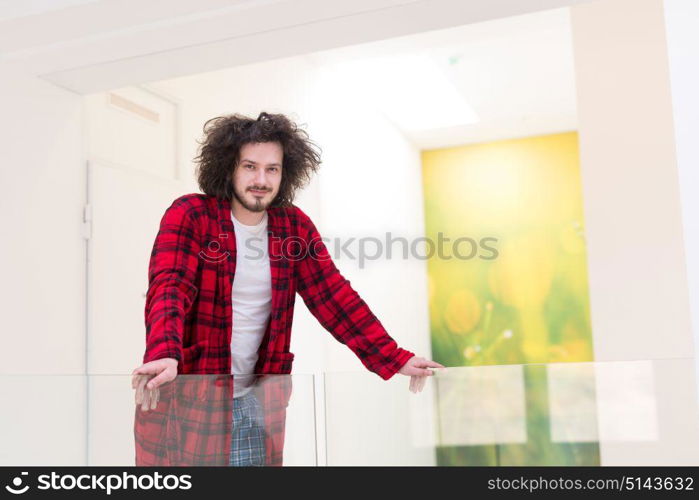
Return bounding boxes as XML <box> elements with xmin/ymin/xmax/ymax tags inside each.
<box><xmin>230</xmin><ymin>211</ymin><xmax>272</xmax><ymax>398</ymax></box>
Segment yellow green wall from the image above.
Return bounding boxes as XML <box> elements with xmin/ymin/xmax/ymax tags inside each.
<box><xmin>422</xmin><ymin>131</ymin><xmax>599</xmax><ymax>464</ymax></box>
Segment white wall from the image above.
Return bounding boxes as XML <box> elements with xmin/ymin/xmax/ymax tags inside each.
<box><xmin>0</xmin><ymin>64</ymin><xmax>86</xmax><ymax>463</ymax></box>
<box><xmin>0</xmin><ymin>65</ymin><xmax>86</xmax><ymax>375</ymax></box>
<box><xmin>570</xmin><ymin>0</ymin><xmax>699</xmax><ymax>464</ymax></box>
<box><xmin>664</xmin><ymin>0</ymin><xmax>699</xmax><ymax>408</ymax></box>
<box><xmin>83</xmin><ymin>87</ymin><xmax>186</xmax><ymax>377</ymax></box>
<box><xmin>303</xmin><ymin>62</ymin><xmax>435</xmax><ymax>465</ymax></box>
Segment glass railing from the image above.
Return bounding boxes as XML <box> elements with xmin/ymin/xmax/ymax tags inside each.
<box><xmin>2</xmin><ymin>359</ymin><xmax>698</xmax><ymax>466</ymax></box>
<box><xmin>0</xmin><ymin>374</ymin><xmax>316</xmax><ymax>466</ymax></box>
<box><xmin>323</xmin><ymin>358</ymin><xmax>699</xmax><ymax>465</ymax></box>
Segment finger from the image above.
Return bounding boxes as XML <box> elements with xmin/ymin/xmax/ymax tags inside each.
<box><xmin>413</xmin><ymin>361</ymin><xmax>443</xmax><ymax>370</ymax></box>
<box><xmin>148</xmin><ymin>387</ymin><xmax>158</xmax><ymax>410</ymax></box>
<box><xmin>415</xmin><ymin>377</ymin><xmax>422</xmax><ymax>393</ymax></box>
<box><xmin>427</xmin><ymin>363</ymin><xmax>446</xmax><ymax>370</ymax></box>
<box><xmin>141</xmin><ymin>386</ymin><xmax>151</xmax><ymax>412</ymax></box>
<box><xmin>418</xmin><ymin>375</ymin><xmax>426</xmax><ymax>392</ymax></box>
<box><xmin>404</xmin><ymin>367</ymin><xmax>428</xmax><ymax>377</ymax></box>
<box><xmin>412</xmin><ymin>360</ymin><xmax>432</xmax><ymax>369</ymax></box>
<box><xmin>151</xmin><ymin>388</ymin><xmax>159</xmax><ymax>409</ymax></box>
<box><xmin>135</xmin><ymin>377</ymin><xmax>147</xmax><ymax>405</ymax></box>
<box><xmin>146</xmin><ymin>371</ymin><xmax>170</xmax><ymax>390</ymax></box>
<box><xmin>409</xmin><ymin>375</ymin><xmax>416</xmax><ymax>393</ymax></box>
<box><xmin>425</xmin><ymin>360</ymin><xmax>446</xmax><ymax>368</ymax></box>
<box><xmin>132</xmin><ymin>364</ymin><xmax>161</xmax><ymax>376</ymax></box>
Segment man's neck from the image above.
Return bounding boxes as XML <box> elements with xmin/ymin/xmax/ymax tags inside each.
<box><xmin>231</xmin><ymin>198</ymin><xmax>266</xmax><ymax>225</ymax></box>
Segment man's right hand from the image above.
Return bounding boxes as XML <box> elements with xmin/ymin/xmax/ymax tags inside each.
<box><xmin>131</xmin><ymin>358</ymin><xmax>178</xmax><ymax>412</ymax></box>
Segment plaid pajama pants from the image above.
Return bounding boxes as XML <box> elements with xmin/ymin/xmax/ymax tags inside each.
<box><xmin>229</xmin><ymin>390</ymin><xmax>266</xmax><ymax>466</ymax></box>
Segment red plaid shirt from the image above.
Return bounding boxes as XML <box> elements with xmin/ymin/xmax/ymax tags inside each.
<box><xmin>135</xmin><ymin>193</ymin><xmax>414</xmax><ymax>465</ymax></box>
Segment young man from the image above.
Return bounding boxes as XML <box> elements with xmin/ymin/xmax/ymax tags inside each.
<box><xmin>132</xmin><ymin>112</ymin><xmax>443</xmax><ymax>466</ymax></box>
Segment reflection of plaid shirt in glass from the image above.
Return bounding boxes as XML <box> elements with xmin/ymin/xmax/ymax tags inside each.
<box><xmin>230</xmin><ymin>391</ymin><xmax>266</xmax><ymax>466</ymax></box>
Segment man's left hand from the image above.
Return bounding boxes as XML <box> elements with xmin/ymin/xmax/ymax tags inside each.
<box><xmin>398</xmin><ymin>356</ymin><xmax>445</xmax><ymax>393</ymax></box>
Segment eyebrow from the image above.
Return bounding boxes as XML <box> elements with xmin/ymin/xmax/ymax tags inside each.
<box><xmin>240</xmin><ymin>159</ymin><xmax>282</xmax><ymax>167</ymax></box>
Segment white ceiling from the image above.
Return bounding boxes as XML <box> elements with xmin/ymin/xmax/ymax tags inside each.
<box><xmin>0</xmin><ymin>0</ymin><xmax>582</xmax><ymax>149</ymax></box>
<box><xmin>303</xmin><ymin>8</ymin><xmax>578</xmax><ymax>149</ymax></box>
<box><xmin>150</xmin><ymin>7</ymin><xmax>578</xmax><ymax>149</ymax></box>
<box><xmin>0</xmin><ymin>0</ymin><xmax>591</xmax><ymax>94</ymax></box>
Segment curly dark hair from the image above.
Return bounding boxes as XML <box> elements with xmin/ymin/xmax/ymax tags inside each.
<box><xmin>193</xmin><ymin>111</ymin><xmax>322</xmax><ymax>207</ymax></box>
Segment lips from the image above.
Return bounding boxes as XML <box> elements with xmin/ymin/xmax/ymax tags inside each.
<box><xmin>249</xmin><ymin>189</ymin><xmax>268</xmax><ymax>195</ymax></box>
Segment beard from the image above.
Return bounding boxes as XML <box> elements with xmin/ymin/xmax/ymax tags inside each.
<box><xmin>232</xmin><ymin>183</ymin><xmax>273</xmax><ymax>212</ymax></box>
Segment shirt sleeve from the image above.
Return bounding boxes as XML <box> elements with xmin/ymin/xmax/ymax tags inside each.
<box><xmin>293</xmin><ymin>206</ymin><xmax>414</xmax><ymax>380</ymax></box>
<box><xmin>143</xmin><ymin>200</ymin><xmax>201</xmax><ymax>364</ymax></box>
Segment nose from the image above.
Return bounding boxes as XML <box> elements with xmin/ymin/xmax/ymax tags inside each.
<box><xmin>254</xmin><ymin>168</ymin><xmax>267</xmax><ymax>187</ymax></box>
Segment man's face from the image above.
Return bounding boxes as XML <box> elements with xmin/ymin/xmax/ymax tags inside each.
<box><xmin>231</xmin><ymin>141</ymin><xmax>283</xmax><ymax>212</ymax></box>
